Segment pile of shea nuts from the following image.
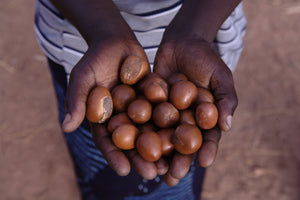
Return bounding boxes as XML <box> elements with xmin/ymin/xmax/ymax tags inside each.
<box><xmin>86</xmin><ymin>55</ymin><xmax>218</xmax><ymax>178</ymax></box>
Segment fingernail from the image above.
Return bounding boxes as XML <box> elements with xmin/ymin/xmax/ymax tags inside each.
<box><xmin>63</xmin><ymin>113</ymin><xmax>71</xmax><ymax>126</ymax></box>
<box><xmin>225</xmin><ymin>115</ymin><xmax>232</xmax><ymax>131</ymax></box>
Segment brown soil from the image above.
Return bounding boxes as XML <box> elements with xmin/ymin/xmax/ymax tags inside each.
<box><xmin>1</xmin><ymin>0</ymin><xmax>299</xmax><ymax>200</ymax></box>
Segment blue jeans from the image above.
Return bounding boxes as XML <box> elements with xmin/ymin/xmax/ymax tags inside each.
<box><xmin>48</xmin><ymin>59</ymin><xmax>205</xmax><ymax>200</ymax></box>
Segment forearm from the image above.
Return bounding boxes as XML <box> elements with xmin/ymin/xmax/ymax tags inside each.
<box><xmin>165</xmin><ymin>0</ymin><xmax>242</xmax><ymax>43</ymax></box>
<box><xmin>49</xmin><ymin>0</ymin><xmax>135</xmax><ymax>44</ymax></box>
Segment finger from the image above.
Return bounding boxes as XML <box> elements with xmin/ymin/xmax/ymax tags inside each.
<box><xmin>198</xmin><ymin>127</ymin><xmax>221</xmax><ymax>168</ymax></box>
<box><xmin>155</xmin><ymin>158</ymin><xmax>169</xmax><ymax>175</ymax></box>
<box><xmin>210</xmin><ymin>66</ymin><xmax>238</xmax><ymax>132</ymax></box>
<box><xmin>62</xmin><ymin>45</ymin><xmax>125</xmax><ymax>132</ymax></box>
<box><xmin>91</xmin><ymin>123</ymin><xmax>131</xmax><ymax>176</ymax></box>
<box><xmin>168</xmin><ymin>153</ymin><xmax>195</xmax><ymax>179</ymax></box>
<box><xmin>62</xmin><ymin>61</ymin><xmax>96</xmax><ymax>133</ymax></box>
<box><xmin>125</xmin><ymin>150</ymin><xmax>158</xmax><ymax>180</ymax></box>
<box><xmin>153</xmin><ymin>44</ymin><xmax>177</xmax><ymax>79</ymax></box>
<box><xmin>164</xmin><ymin>172</ymin><xmax>180</xmax><ymax>187</ymax></box>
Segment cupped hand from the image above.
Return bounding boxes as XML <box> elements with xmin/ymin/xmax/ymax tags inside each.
<box><xmin>154</xmin><ymin>37</ymin><xmax>238</xmax><ymax>184</ymax></box>
<box><xmin>61</xmin><ymin>35</ymin><xmax>160</xmax><ymax>179</ymax></box>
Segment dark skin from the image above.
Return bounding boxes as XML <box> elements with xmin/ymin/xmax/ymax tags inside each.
<box><xmin>50</xmin><ymin>0</ymin><xmax>240</xmax><ymax>184</ymax></box>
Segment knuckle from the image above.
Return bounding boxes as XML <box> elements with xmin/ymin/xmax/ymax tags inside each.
<box><xmin>230</xmin><ymin>93</ymin><xmax>238</xmax><ymax>111</ymax></box>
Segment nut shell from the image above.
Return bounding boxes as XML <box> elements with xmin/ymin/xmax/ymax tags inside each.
<box><xmin>157</xmin><ymin>128</ymin><xmax>175</xmax><ymax>156</ymax></box>
<box><xmin>195</xmin><ymin>102</ymin><xmax>218</xmax><ymax>130</ymax></box>
<box><xmin>152</xmin><ymin>102</ymin><xmax>179</xmax><ymax>128</ymax></box>
<box><xmin>127</xmin><ymin>99</ymin><xmax>152</xmax><ymax>124</ymax></box>
<box><xmin>112</xmin><ymin>124</ymin><xmax>140</xmax><ymax>150</ymax></box>
<box><xmin>179</xmin><ymin>110</ymin><xmax>196</xmax><ymax>125</ymax></box>
<box><xmin>172</xmin><ymin>124</ymin><xmax>202</xmax><ymax>155</ymax></box>
<box><xmin>196</xmin><ymin>87</ymin><xmax>214</xmax><ymax>104</ymax></box>
<box><xmin>143</xmin><ymin>75</ymin><xmax>168</xmax><ymax>103</ymax></box>
<box><xmin>112</xmin><ymin>84</ymin><xmax>136</xmax><ymax>113</ymax></box>
<box><xmin>86</xmin><ymin>86</ymin><xmax>113</xmax><ymax>123</ymax></box>
<box><xmin>136</xmin><ymin>73</ymin><xmax>161</xmax><ymax>93</ymax></box>
<box><xmin>136</xmin><ymin>131</ymin><xmax>162</xmax><ymax>162</ymax></box>
<box><xmin>107</xmin><ymin>112</ymin><xmax>133</xmax><ymax>133</ymax></box>
<box><xmin>120</xmin><ymin>55</ymin><xmax>150</xmax><ymax>85</ymax></box>
<box><xmin>170</xmin><ymin>80</ymin><xmax>197</xmax><ymax>110</ymax></box>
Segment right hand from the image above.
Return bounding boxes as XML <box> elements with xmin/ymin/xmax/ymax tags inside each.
<box><xmin>61</xmin><ymin>34</ymin><xmax>161</xmax><ymax>179</ymax></box>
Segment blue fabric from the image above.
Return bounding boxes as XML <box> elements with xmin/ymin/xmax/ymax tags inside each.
<box><xmin>48</xmin><ymin>59</ymin><xmax>205</xmax><ymax>200</ymax></box>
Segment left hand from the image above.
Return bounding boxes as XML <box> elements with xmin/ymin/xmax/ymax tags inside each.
<box><xmin>153</xmin><ymin>37</ymin><xmax>238</xmax><ymax>184</ymax></box>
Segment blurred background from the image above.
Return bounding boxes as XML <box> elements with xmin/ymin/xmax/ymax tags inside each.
<box><xmin>1</xmin><ymin>0</ymin><xmax>299</xmax><ymax>199</ymax></box>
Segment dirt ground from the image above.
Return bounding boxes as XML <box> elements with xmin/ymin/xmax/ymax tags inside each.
<box><xmin>1</xmin><ymin>0</ymin><xmax>299</xmax><ymax>200</ymax></box>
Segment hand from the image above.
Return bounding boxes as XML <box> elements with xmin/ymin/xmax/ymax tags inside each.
<box><xmin>153</xmin><ymin>37</ymin><xmax>238</xmax><ymax>184</ymax></box>
<box><xmin>49</xmin><ymin>0</ymin><xmax>163</xmax><ymax>179</ymax></box>
<box><xmin>61</xmin><ymin>35</ymin><xmax>162</xmax><ymax>179</ymax></box>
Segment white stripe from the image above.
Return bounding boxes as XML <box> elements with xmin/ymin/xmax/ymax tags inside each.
<box><xmin>145</xmin><ymin>48</ymin><xmax>158</xmax><ymax>67</ymax></box>
<box><xmin>35</xmin><ymin>25</ymin><xmax>62</xmax><ymax>62</ymax></box>
<box><xmin>113</xmin><ymin>0</ymin><xmax>181</xmax><ymax>14</ymax></box>
<box><xmin>61</xmin><ymin>47</ymin><xmax>84</xmax><ymax>74</ymax></box>
<box><xmin>217</xmin><ymin>25</ymin><xmax>238</xmax><ymax>43</ymax></box>
<box><xmin>120</xmin><ymin>3</ymin><xmax>181</xmax><ymax>31</ymax></box>
<box><xmin>62</xmin><ymin>32</ymin><xmax>88</xmax><ymax>52</ymax></box>
<box><xmin>38</xmin><ymin>0</ymin><xmax>81</xmax><ymax>36</ymax></box>
<box><xmin>134</xmin><ymin>28</ymin><xmax>164</xmax><ymax>47</ymax></box>
<box><xmin>35</xmin><ymin>0</ymin><xmax>247</xmax><ymax>74</ymax></box>
<box><xmin>36</xmin><ymin>12</ymin><xmax>63</xmax><ymax>47</ymax></box>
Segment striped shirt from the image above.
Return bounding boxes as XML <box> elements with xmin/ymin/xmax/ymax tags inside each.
<box><xmin>34</xmin><ymin>0</ymin><xmax>247</xmax><ymax>78</ymax></box>
<box><xmin>35</xmin><ymin>1</ymin><xmax>247</xmax><ymax>199</ymax></box>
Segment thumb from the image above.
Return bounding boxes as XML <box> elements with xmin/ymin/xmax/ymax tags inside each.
<box><xmin>210</xmin><ymin>66</ymin><xmax>238</xmax><ymax>132</ymax></box>
<box><xmin>62</xmin><ymin>62</ymin><xmax>96</xmax><ymax>133</ymax></box>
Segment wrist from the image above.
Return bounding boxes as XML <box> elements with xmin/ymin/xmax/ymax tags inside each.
<box><xmin>163</xmin><ymin>0</ymin><xmax>241</xmax><ymax>43</ymax></box>
<box><xmin>50</xmin><ymin>0</ymin><xmax>137</xmax><ymax>45</ymax></box>
<box><xmin>74</xmin><ymin>10</ymin><xmax>137</xmax><ymax>46</ymax></box>
<box><xmin>79</xmin><ymin>7</ymin><xmax>137</xmax><ymax>46</ymax></box>
<box><xmin>84</xmin><ymin>22</ymin><xmax>137</xmax><ymax>47</ymax></box>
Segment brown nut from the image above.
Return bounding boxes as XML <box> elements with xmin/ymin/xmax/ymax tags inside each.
<box><xmin>179</xmin><ymin>110</ymin><xmax>196</xmax><ymax>125</ymax></box>
<box><xmin>167</xmin><ymin>73</ymin><xmax>188</xmax><ymax>85</ymax></box>
<box><xmin>112</xmin><ymin>124</ymin><xmax>140</xmax><ymax>150</ymax></box>
<box><xmin>196</xmin><ymin>87</ymin><xmax>214</xmax><ymax>104</ymax></box>
<box><xmin>136</xmin><ymin>73</ymin><xmax>161</xmax><ymax>93</ymax></box>
<box><xmin>120</xmin><ymin>55</ymin><xmax>150</xmax><ymax>85</ymax></box>
<box><xmin>86</xmin><ymin>86</ymin><xmax>113</xmax><ymax>123</ymax></box>
<box><xmin>143</xmin><ymin>75</ymin><xmax>168</xmax><ymax>103</ymax></box>
<box><xmin>152</xmin><ymin>102</ymin><xmax>179</xmax><ymax>128</ymax></box>
<box><xmin>169</xmin><ymin>80</ymin><xmax>197</xmax><ymax>110</ymax></box>
<box><xmin>195</xmin><ymin>102</ymin><xmax>218</xmax><ymax>130</ymax></box>
<box><xmin>127</xmin><ymin>99</ymin><xmax>152</xmax><ymax>124</ymax></box>
<box><xmin>136</xmin><ymin>131</ymin><xmax>162</xmax><ymax>162</ymax></box>
<box><xmin>157</xmin><ymin>128</ymin><xmax>175</xmax><ymax>156</ymax></box>
<box><xmin>112</xmin><ymin>84</ymin><xmax>136</xmax><ymax>113</ymax></box>
<box><xmin>172</xmin><ymin>124</ymin><xmax>202</xmax><ymax>155</ymax></box>
<box><xmin>107</xmin><ymin>112</ymin><xmax>133</xmax><ymax>133</ymax></box>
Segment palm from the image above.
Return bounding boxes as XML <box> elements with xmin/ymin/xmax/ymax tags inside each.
<box><xmin>153</xmin><ymin>38</ymin><xmax>238</xmax><ymax>183</ymax></box>
<box><xmin>154</xmin><ymin>39</ymin><xmax>230</xmax><ymax>88</ymax></box>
